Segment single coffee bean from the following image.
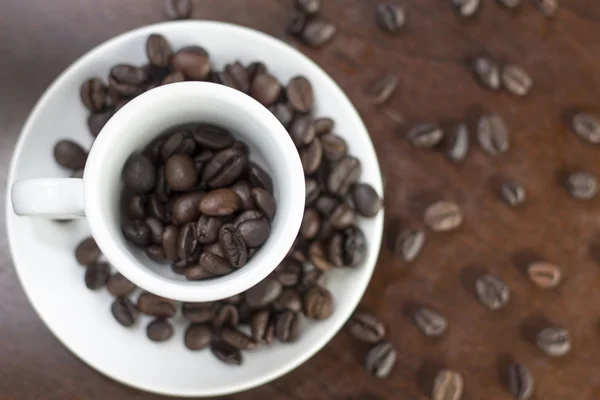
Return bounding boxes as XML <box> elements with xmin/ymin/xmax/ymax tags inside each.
<box><xmin>537</xmin><ymin>326</ymin><xmax>571</xmax><ymax>356</ymax></box>
<box><xmin>85</xmin><ymin>262</ymin><xmax>110</xmax><ymax>290</ymax></box>
<box><xmin>213</xmin><ymin>304</ymin><xmax>240</xmax><ymax>329</ymax></box>
<box><xmin>273</xmin><ymin>288</ymin><xmax>303</xmax><ymax>312</ymax></box>
<box><xmin>219</xmin><ymin>62</ymin><xmax>250</xmax><ymax>93</ymax></box>
<box><xmin>146</xmin><ymin>318</ymin><xmax>174</xmax><ymax>342</ymax></box>
<box><xmin>233</xmin><ymin>210</ymin><xmax>265</xmax><ymax>229</ymax></box>
<box><xmin>196</xmin><ymin>252</ymin><xmax>232</xmax><ymax>276</ymax></box>
<box><xmin>80</xmin><ymin>78</ymin><xmax>106</xmax><ymax>112</ymax></box>
<box><xmin>501</xmin><ymin>64</ymin><xmax>533</xmax><ymax>96</ymax></box>
<box><xmin>171</xmin><ymin>192</ymin><xmax>203</xmax><ymax>224</ymax></box>
<box><xmin>193</xmin><ymin>215</ymin><xmax>221</xmax><ymax>244</ymax></box>
<box><xmin>328</xmin><ymin>156</ymin><xmax>361</xmax><ymax>196</ymax></box>
<box><xmin>432</xmin><ymin>369</ymin><xmax>464</xmax><ymax>400</ymax></box>
<box><xmin>246</xmin><ymin>277</ymin><xmax>283</xmax><ymax>308</ymax></box>
<box><xmin>572</xmin><ymin>112</ymin><xmax>600</xmax><ymax>144</ymax></box>
<box><xmin>230</xmin><ymin>180</ymin><xmax>255</xmax><ymax>210</ymax></box>
<box><xmin>296</xmin><ymin>0</ymin><xmax>320</xmax><ymax>14</ymax></box>
<box><xmin>123</xmin><ymin>154</ymin><xmax>156</xmax><ymax>194</ymax></box>
<box><xmin>219</xmin><ymin>224</ymin><xmax>248</xmax><ymax>268</ymax></box>
<box><xmin>153</xmin><ymin>167</ymin><xmax>170</xmax><ymax>203</ymax></box>
<box><xmin>314</xmin><ymin>118</ymin><xmax>334</xmax><ymax>136</ymax></box>
<box><xmin>500</xmin><ymin>181</ymin><xmax>525</xmax><ymax>206</ymax></box>
<box><xmin>533</xmin><ymin>0</ymin><xmax>558</xmax><ymax>17</ymax></box>
<box><xmin>452</xmin><ymin>0</ymin><xmax>480</xmax><ymax>17</ymax></box>
<box><xmin>182</xmin><ymin>302</ymin><xmax>215</xmax><ymax>323</ymax></box>
<box><xmin>315</xmin><ymin>195</ymin><xmax>339</xmax><ymax>216</ymax></box>
<box><xmin>352</xmin><ymin>183</ymin><xmax>382</xmax><ymax>217</ymax></box>
<box><xmin>566</xmin><ymin>171</ymin><xmax>598</xmax><ymax>199</ymax></box>
<box><xmin>246</xmin><ymin>61</ymin><xmax>267</xmax><ymax>81</ymax></box>
<box><xmin>106</xmin><ymin>273</ymin><xmax>136</xmax><ymax>297</ymax></box>
<box><xmin>146</xmin><ymin>34</ymin><xmax>173</xmax><ymax>68</ymax></box>
<box><xmin>300</xmin><ymin>209</ymin><xmax>320</xmax><ymax>240</ymax></box>
<box><xmin>289</xmin><ymin>115</ymin><xmax>316</xmax><ymax>147</ymax></box>
<box><xmin>111</xmin><ymin>297</ymin><xmax>137</xmax><ymax>327</ymax></box>
<box><xmin>375</xmin><ymin>3</ymin><xmax>405</xmax><ymax>33</ymax></box>
<box><xmin>308</xmin><ymin>241</ymin><xmax>334</xmax><ymax>271</ymax></box>
<box><xmin>424</xmin><ymin>201</ymin><xmax>463</xmax><ymax>232</ymax></box>
<box><xmin>287</xmin><ymin>11</ymin><xmax>308</xmax><ymax>35</ymax></box>
<box><xmin>161</xmin><ymin>131</ymin><xmax>196</xmax><ymax>160</ymax></box>
<box><xmin>219</xmin><ymin>327</ymin><xmax>257</xmax><ymax>350</ymax></box>
<box><xmin>365</xmin><ymin>341</ymin><xmax>397</xmax><ymax>378</ymax></box>
<box><xmin>301</xmin><ymin>19</ymin><xmax>337</xmax><ymax>47</ymax></box>
<box><xmin>164</xmin><ymin>0</ymin><xmax>192</xmax><ymax>19</ymax></box>
<box><xmin>407</xmin><ymin>123</ymin><xmax>444</xmax><ymax>148</ymax></box>
<box><xmin>275</xmin><ymin>310</ymin><xmax>301</xmax><ymax>343</ymax></box>
<box><xmin>87</xmin><ymin>109</ymin><xmax>114</xmax><ymax>137</ymax></box>
<box><xmin>496</xmin><ymin>0</ymin><xmax>523</xmax><ymax>8</ymax></box>
<box><xmin>330</xmin><ymin>203</ymin><xmax>356</xmax><ymax>230</ymax></box>
<box><xmin>250</xmin><ymin>72</ymin><xmax>282</xmax><ymax>107</ymax></box>
<box><xmin>248</xmin><ymin>162</ymin><xmax>274</xmax><ymax>194</ymax></box>
<box><xmin>75</xmin><ymin>237</ymin><xmax>101</xmax><ymax>266</ymax></box>
<box><xmin>347</xmin><ymin>312</ymin><xmax>386</xmax><ymax>343</ymax></box>
<box><xmin>54</xmin><ymin>140</ymin><xmax>87</xmax><ymax>170</ymax></box>
<box><xmin>305</xmin><ymin>179</ymin><xmax>320</xmax><ymax>206</ymax></box>
<box><xmin>192</xmin><ymin>125</ymin><xmax>234</xmax><ymax>150</ymax></box>
<box><xmin>365</xmin><ymin>74</ymin><xmax>398</xmax><ymax>105</ymax></box>
<box><xmin>477</xmin><ymin>113</ymin><xmax>509</xmax><ymax>155</ymax></box>
<box><xmin>304</xmin><ymin>285</ymin><xmax>333</xmax><ymax>320</ymax></box>
<box><xmin>124</xmin><ymin>194</ymin><xmax>146</xmax><ymax>220</ymax></box>
<box><xmin>211</xmin><ymin>342</ymin><xmax>243</xmax><ymax>365</ymax></box>
<box><xmin>393</xmin><ymin>227</ymin><xmax>425</xmax><ymax>263</ymax></box>
<box><xmin>177</xmin><ymin>222</ymin><xmax>199</xmax><ymax>261</ymax></box>
<box><xmin>145</xmin><ymin>244</ymin><xmax>166</xmax><ymax>261</ymax></box>
<box><xmin>199</xmin><ymin>188</ymin><xmax>242</xmax><ymax>216</ymax></box>
<box><xmin>162</xmin><ymin>225</ymin><xmax>180</xmax><ymax>261</ymax></box>
<box><xmin>137</xmin><ymin>292</ymin><xmax>177</xmax><ymax>317</ymax></box>
<box><xmin>172</xmin><ymin>46</ymin><xmax>211</xmax><ymax>80</ymax></box>
<box><xmin>473</xmin><ymin>56</ymin><xmax>501</xmax><ymax>90</ymax></box>
<box><xmin>527</xmin><ymin>261</ymin><xmax>562</xmax><ymax>289</ymax></box>
<box><xmin>300</xmin><ymin>137</ymin><xmax>323</xmax><ymax>175</ymax></box>
<box><xmin>165</xmin><ymin>154</ymin><xmax>198</xmax><ymax>191</ymax></box>
<box><xmin>109</xmin><ymin>64</ymin><xmax>148</xmax><ymax>96</ymax></box>
<box><xmin>320</xmin><ymin>134</ymin><xmax>348</xmax><ymax>162</ymax></box>
<box><xmin>507</xmin><ymin>363</ymin><xmax>535</xmax><ymax>400</ymax></box>
<box><xmin>251</xmin><ymin>310</ymin><xmax>275</xmax><ymax>344</ymax></box>
<box><xmin>475</xmin><ymin>273</ymin><xmax>510</xmax><ymax>310</ymax></box>
<box><xmin>184</xmin><ymin>324</ymin><xmax>213</xmax><ymax>350</ymax></box>
<box><xmin>237</xmin><ymin>218</ymin><xmax>270</xmax><ymax>248</ymax></box>
<box><xmin>414</xmin><ymin>307</ymin><xmax>447</xmax><ymax>337</ymax></box>
<box><xmin>123</xmin><ymin>220</ymin><xmax>151</xmax><ymax>247</ymax></box>
<box><xmin>287</xmin><ymin>76</ymin><xmax>313</xmax><ymax>113</ymax></box>
<box><xmin>269</xmin><ymin>102</ymin><xmax>295</xmax><ymax>128</ymax></box>
<box><xmin>274</xmin><ymin>258</ymin><xmax>303</xmax><ymax>287</ymax></box>
<box><xmin>252</xmin><ymin>188</ymin><xmax>276</xmax><ymax>220</ymax></box>
<box><xmin>202</xmin><ymin>148</ymin><xmax>246</xmax><ymax>188</ymax></box>
<box><xmin>329</xmin><ymin>225</ymin><xmax>367</xmax><ymax>267</ymax></box>
<box><xmin>445</xmin><ymin>123</ymin><xmax>469</xmax><ymax>162</ymax></box>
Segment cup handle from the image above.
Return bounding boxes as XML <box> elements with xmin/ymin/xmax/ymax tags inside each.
<box><xmin>11</xmin><ymin>178</ymin><xmax>85</xmax><ymax>218</ymax></box>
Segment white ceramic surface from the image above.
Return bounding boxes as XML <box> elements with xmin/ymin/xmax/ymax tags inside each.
<box><xmin>5</xmin><ymin>21</ymin><xmax>384</xmax><ymax>397</ymax></box>
<box><xmin>11</xmin><ymin>82</ymin><xmax>306</xmax><ymax>303</ymax></box>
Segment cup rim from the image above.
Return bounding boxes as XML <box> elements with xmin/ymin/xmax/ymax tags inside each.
<box><xmin>85</xmin><ymin>82</ymin><xmax>305</xmax><ymax>302</ymax></box>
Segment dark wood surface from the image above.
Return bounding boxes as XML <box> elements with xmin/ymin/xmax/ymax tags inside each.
<box><xmin>2</xmin><ymin>0</ymin><xmax>600</xmax><ymax>399</ymax></box>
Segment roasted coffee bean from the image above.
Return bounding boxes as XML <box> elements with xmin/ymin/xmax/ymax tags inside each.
<box><xmin>500</xmin><ymin>181</ymin><xmax>526</xmax><ymax>206</ymax></box>
<box><xmin>204</xmin><ymin>241</ymin><xmax>226</xmax><ymax>258</ymax></box>
<box><xmin>146</xmin><ymin>34</ymin><xmax>173</xmax><ymax>68</ymax></box>
<box><xmin>365</xmin><ymin>341</ymin><xmax>397</xmax><ymax>378</ymax></box>
<box><xmin>165</xmin><ymin>154</ymin><xmax>198</xmax><ymax>191</ymax></box>
<box><xmin>314</xmin><ymin>117</ymin><xmax>334</xmax><ymax>136</ymax></box>
<box><xmin>269</xmin><ymin>102</ymin><xmax>295</xmax><ymax>128</ymax></box>
<box><xmin>192</xmin><ymin>125</ymin><xmax>234</xmax><ymax>150</ymax></box>
<box><xmin>153</xmin><ymin>167</ymin><xmax>170</xmax><ymax>203</ymax></box>
<box><xmin>172</xmin><ymin>46</ymin><xmax>211</xmax><ymax>80</ymax></box>
<box><xmin>566</xmin><ymin>171</ymin><xmax>598</xmax><ymax>199</ymax></box>
<box><xmin>304</xmin><ymin>285</ymin><xmax>333</xmax><ymax>320</ymax></box>
<box><xmin>146</xmin><ymin>318</ymin><xmax>174</xmax><ymax>342</ymax></box>
<box><xmin>162</xmin><ymin>225</ymin><xmax>180</xmax><ymax>261</ymax></box>
<box><xmin>501</xmin><ymin>64</ymin><xmax>533</xmax><ymax>96</ymax></box>
<box><xmin>218</xmin><ymin>62</ymin><xmax>250</xmax><ymax>93</ymax></box>
<box><xmin>202</xmin><ymin>148</ymin><xmax>246</xmax><ymax>188</ymax></box>
<box><xmin>246</xmin><ymin>61</ymin><xmax>267</xmax><ymax>81</ymax></box>
<box><xmin>137</xmin><ymin>292</ymin><xmax>177</xmax><ymax>317</ymax></box>
<box><xmin>184</xmin><ymin>323</ymin><xmax>213</xmax><ymax>350</ymax></box>
<box><xmin>219</xmin><ymin>327</ymin><xmax>257</xmax><ymax>350</ymax></box>
<box><xmin>87</xmin><ymin>109</ymin><xmax>114</xmax><ymax>137</ymax></box>
<box><xmin>475</xmin><ymin>273</ymin><xmax>510</xmax><ymax>310</ymax></box>
<box><xmin>305</xmin><ymin>179</ymin><xmax>320</xmax><ymax>205</ymax></box>
<box><xmin>80</xmin><ymin>78</ymin><xmax>106</xmax><ymax>112</ymax></box>
<box><xmin>273</xmin><ymin>289</ymin><xmax>303</xmax><ymax>312</ymax></box>
<box><xmin>287</xmin><ymin>76</ymin><xmax>313</xmax><ymax>113</ymax></box>
<box><xmin>54</xmin><ymin>140</ymin><xmax>87</xmax><ymax>170</ymax></box>
<box><xmin>275</xmin><ymin>310</ymin><xmax>301</xmax><ymax>343</ymax></box>
<box><xmin>315</xmin><ymin>195</ymin><xmax>339</xmax><ymax>216</ymax></box>
<box><xmin>237</xmin><ymin>218</ymin><xmax>270</xmax><ymax>247</ymax></box>
<box><xmin>233</xmin><ymin>210</ymin><xmax>265</xmax><ymax>228</ymax></box>
<box><xmin>164</xmin><ymin>0</ymin><xmax>192</xmax><ymax>19</ymax></box>
<box><xmin>123</xmin><ymin>154</ymin><xmax>156</xmax><ymax>194</ymax></box>
<box><xmin>301</xmin><ymin>19</ymin><xmax>337</xmax><ymax>47</ymax></box>
<box><xmin>213</xmin><ymin>304</ymin><xmax>240</xmax><ymax>329</ymax></box>
<box><xmin>452</xmin><ymin>0</ymin><xmax>480</xmax><ymax>16</ymax></box>
<box><xmin>572</xmin><ymin>112</ymin><xmax>600</xmax><ymax>144</ymax></box>
<box><xmin>248</xmin><ymin>162</ymin><xmax>274</xmax><ymax>194</ymax></box>
<box><xmin>508</xmin><ymin>363</ymin><xmax>535</xmax><ymax>400</ymax></box>
<box><xmin>330</xmin><ymin>225</ymin><xmax>367</xmax><ymax>267</ymax></box>
<box><xmin>445</xmin><ymin>123</ymin><xmax>469</xmax><ymax>162</ymax></box>
<box><xmin>300</xmin><ymin>209</ymin><xmax>320</xmax><ymax>240</ymax></box>
<box><xmin>109</xmin><ymin>64</ymin><xmax>148</xmax><ymax>96</ymax></box>
<box><xmin>300</xmin><ymin>137</ymin><xmax>323</xmax><ymax>174</ymax></box>
<box><xmin>274</xmin><ymin>258</ymin><xmax>303</xmax><ymax>287</ymax></box>
<box><xmin>328</xmin><ymin>156</ymin><xmax>361</xmax><ymax>196</ymax></box>
<box><xmin>219</xmin><ymin>224</ymin><xmax>248</xmax><ymax>268</ymax></box>
<box><xmin>199</xmin><ymin>188</ymin><xmax>242</xmax><ymax>216</ymax></box>
<box><xmin>352</xmin><ymin>183</ymin><xmax>382</xmax><ymax>217</ymax></box>
<box><xmin>123</xmin><ymin>220</ymin><xmax>151</xmax><ymax>246</ymax></box>
<box><xmin>182</xmin><ymin>302</ymin><xmax>215</xmax><ymax>323</ymax></box>
<box><xmin>106</xmin><ymin>273</ymin><xmax>136</xmax><ymax>297</ymax></box>
<box><xmin>75</xmin><ymin>237</ymin><xmax>101</xmax><ymax>266</ymax></box>
<box><xmin>246</xmin><ymin>277</ymin><xmax>283</xmax><ymax>308</ymax></box>
<box><xmin>250</xmin><ymin>72</ymin><xmax>281</xmax><ymax>107</ymax></box>
<box><xmin>85</xmin><ymin>262</ymin><xmax>110</xmax><ymax>290</ymax></box>
<box><xmin>125</xmin><ymin>194</ymin><xmax>146</xmax><ymax>219</ymax></box>
<box><xmin>393</xmin><ymin>228</ymin><xmax>425</xmax><ymax>262</ymax></box>
<box><xmin>537</xmin><ymin>327</ymin><xmax>570</xmax><ymax>356</ymax></box>
<box><xmin>230</xmin><ymin>181</ymin><xmax>255</xmax><ymax>211</ymax></box>
<box><xmin>477</xmin><ymin>113</ymin><xmax>509</xmax><ymax>155</ymax></box>
<box><xmin>288</xmin><ymin>10</ymin><xmax>307</xmax><ymax>36</ymax></box>
<box><xmin>161</xmin><ymin>131</ymin><xmax>196</xmax><ymax>160</ymax></box>
<box><xmin>211</xmin><ymin>342</ymin><xmax>243</xmax><ymax>365</ymax></box>
<box><xmin>533</xmin><ymin>0</ymin><xmax>558</xmax><ymax>17</ymax></box>
<box><xmin>348</xmin><ymin>312</ymin><xmax>386</xmax><ymax>343</ymax></box>
<box><xmin>195</xmin><ymin>252</ymin><xmax>231</xmax><ymax>276</ymax></box>
<box><xmin>111</xmin><ymin>297</ymin><xmax>137</xmax><ymax>327</ymax></box>
<box><xmin>172</xmin><ymin>192</ymin><xmax>203</xmax><ymax>224</ymax></box>
<box><xmin>375</xmin><ymin>3</ymin><xmax>405</xmax><ymax>33</ymax></box>
<box><xmin>473</xmin><ymin>56</ymin><xmax>500</xmax><ymax>90</ymax></box>
<box><xmin>162</xmin><ymin>71</ymin><xmax>185</xmax><ymax>85</ymax></box>
<box><xmin>289</xmin><ymin>115</ymin><xmax>316</xmax><ymax>147</ymax></box>
<box><xmin>252</xmin><ymin>188</ymin><xmax>276</xmax><ymax>220</ymax></box>
<box><xmin>496</xmin><ymin>0</ymin><xmax>523</xmax><ymax>8</ymax></box>
<box><xmin>183</xmin><ymin>264</ymin><xmax>213</xmax><ymax>280</ymax></box>
<box><xmin>194</xmin><ymin>215</ymin><xmax>221</xmax><ymax>244</ymax></box>
<box><xmin>145</xmin><ymin>244</ymin><xmax>166</xmax><ymax>261</ymax></box>
<box><xmin>432</xmin><ymin>369</ymin><xmax>464</xmax><ymax>400</ymax></box>
<box><xmin>330</xmin><ymin>203</ymin><xmax>356</xmax><ymax>230</ymax></box>
<box><xmin>407</xmin><ymin>123</ymin><xmax>444</xmax><ymax>148</ymax></box>
<box><xmin>414</xmin><ymin>307</ymin><xmax>447</xmax><ymax>337</ymax></box>
<box><xmin>296</xmin><ymin>0</ymin><xmax>320</xmax><ymax>14</ymax></box>
<box><xmin>251</xmin><ymin>310</ymin><xmax>275</xmax><ymax>344</ymax></box>
<box><xmin>366</xmin><ymin>74</ymin><xmax>398</xmax><ymax>104</ymax></box>
<box><xmin>424</xmin><ymin>201</ymin><xmax>462</xmax><ymax>232</ymax></box>
<box><xmin>527</xmin><ymin>261</ymin><xmax>562</xmax><ymax>289</ymax></box>
<box><xmin>309</xmin><ymin>241</ymin><xmax>335</xmax><ymax>271</ymax></box>
<box><xmin>300</xmin><ymin>269</ymin><xmax>327</xmax><ymax>290</ymax></box>
<box><xmin>320</xmin><ymin>134</ymin><xmax>348</xmax><ymax>162</ymax></box>
<box><xmin>177</xmin><ymin>222</ymin><xmax>199</xmax><ymax>260</ymax></box>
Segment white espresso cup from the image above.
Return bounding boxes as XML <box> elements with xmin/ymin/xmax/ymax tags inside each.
<box><xmin>11</xmin><ymin>82</ymin><xmax>305</xmax><ymax>302</ymax></box>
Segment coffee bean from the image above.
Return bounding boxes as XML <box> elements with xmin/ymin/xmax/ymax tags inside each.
<box><xmin>137</xmin><ymin>292</ymin><xmax>177</xmax><ymax>317</ymax></box>
<box><xmin>508</xmin><ymin>363</ymin><xmax>535</xmax><ymax>400</ymax></box>
<box><xmin>473</xmin><ymin>56</ymin><xmax>501</xmax><ymax>90</ymax></box>
<box><xmin>250</xmin><ymin>72</ymin><xmax>281</xmax><ymax>107</ymax></box>
<box><xmin>199</xmin><ymin>188</ymin><xmax>242</xmax><ymax>216</ymax></box>
<box><xmin>219</xmin><ymin>224</ymin><xmax>248</xmax><ymax>268</ymax></box>
<box><xmin>498</xmin><ymin>181</ymin><xmax>525</xmax><ymax>207</ymax></box>
<box><xmin>202</xmin><ymin>148</ymin><xmax>246</xmax><ymax>188</ymax></box>
<box><xmin>124</xmin><ymin>194</ymin><xmax>146</xmax><ymax>220</ymax></box>
<box><xmin>251</xmin><ymin>310</ymin><xmax>275</xmax><ymax>344</ymax></box>
<box><xmin>424</xmin><ymin>201</ymin><xmax>462</xmax><ymax>232</ymax></box>
<box><xmin>204</xmin><ymin>241</ymin><xmax>226</xmax><ymax>258</ymax></box>
<box><xmin>567</xmin><ymin>171</ymin><xmax>598</xmax><ymax>199</ymax></box>
<box><xmin>248</xmin><ymin>163</ymin><xmax>274</xmax><ymax>194</ymax></box>
<box><xmin>301</xmin><ymin>19</ymin><xmax>337</xmax><ymax>47</ymax></box>
<box><xmin>352</xmin><ymin>183</ymin><xmax>382</xmax><ymax>217</ymax></box>
<box><xmin>178</xmin><ymin>222</ymin><xmax>199</xmax><ymax>261</ymax></box>
<box><xmin>533</xmin><ymin>0</ymin><xmax>558</xmax><ymax>17</ymax></box>
<box><xmin>213</xmin><ymin>304</ymin><xmax>240</xmax><ymax>329</ymax></box>
<box><xmin>477</xmin><ymin>113</ymin><xmax>509</xmax><ymax>155</ymax></box>
<box><xmin>496</xmin><ymin>0</ymin><xmax>523</xmax><ymax>8</ymax></box>
<box><xmin>287</xmin><ymin>76</ymin><xmax>313</xmax><ymax>113</ymax></box>
<box><xmin>211</xmin><ymin>342</ymin><xmax>243</xmax><ymax>365</ymax></box>
<box><xmin>365</xmin><ymin>74</ymin><xmax>398</xmax><ymax>104</ymax></box>
<box><xmin>111</xmin><ymin>297</ymin><xmax>137</xmax><ymax>327</ymax></box>
<box><xmin>87</xmin><ymin>109</ymin><xmax>114</xmax><ymax>137</ymax></box>
<box><xmin>80</xmin><ymin>78</ymin><xmax>106</xmax><ymax>112</ymax></box>
<box><xmin>161</xmin><ymin>131</ymin><xmax>196</xmax><ymax>160</ymax></box>
<box><xmin>109</xmin><ymin>64</ymin><xmax>148</xmax><ymax>97</ymax></box>
<box><xmin>123</xmin><ymin>220</ymin><xmax>151</xmax><ymax>247</ymax></box>
<box><xmin>572</xmin><ymin>112</ymin><xmax>600</xmax><ymax>144</ymax></box>
<box><xmin>275</xmin><ymin>310</ymin><xmax>301</xmax><ymax>343</ymax></box>
<box><xmin>475</xmin><ymin>273</ymin><xmax>510</xmax><ymax>310</ymax></box>
<box><xmin>289</xmin><ymin>115</ymin><xmax>316</xmax><ymax>147</ymax></box>
<box><xmin>315</xmin><ymin>195</ymin><xmax>339</xmax><ymax>216</ymax></box>
<box><xmin>192</xmin><ymin>216</ymin><xmax>220</xmax><ymax>245</ymax></box>
<box><xmin>171</xmin><ymin>192</ymin><xmax>203</xmax><ymax>224</ymax></box>
<box><xmin>527</xmin><ymin>261</ymin><xmax>562</xmax><ymax>289</ymax></box>
<box><xmin>269</xmin><ymin>102</ymin><xmax>295</xmax><ymax>128</ymax></box>
<box><xmin>329</xmin><ymin>225</ymin><xmax>367</xmax><ymax>267</ymax></box>
<box><xmin>106</xmin><ymin>273</ymin><xmax>136</xmax><ymax>297</ymax></box>
<box><xmin>273</xmin><ymin>288</ymin><xmax>303</xmax><ymax>312</ymax></box>
<box><xmin>407</xmin><ymin>123</ymin><xmax>444</xmax><ymax>148</ymax></box>
<box><xmin>162</xmin><ymin>225</ymin><xmax>180</xmax><ymax>261</ymax></box>
<box><xmin>153</xmin><ymin>167</ymin><xmax>170</xmax><ymax>203</ymax></box>
<box><xmin>252</xmin><ymin>188</ymin><xmax>276</xmax><ymax>220</ymax></box>
<box><xmin>393</xmin><ymin>228</ymin><xmax>425</xmax><ymax>263</ymax></box>
<box><xmin>296</xmin><ymin>0</ymin><xmax>320</xmax><ymax>14</ymax></box>
<box><xmin>300</xmin><ymin>137</ymin><xmax>323</xmax><ymax>175</ymax></box>
<box><xmin>414</xmin><ymin>307</ymin><xmax>447</xmax><ymax>337</ymax></box>
<box><xmin>501</xmin><ymin>64</ymin><xmax>533</xmax><ymax>96</ymax></box>
<box><xmin>320</xmin><ymin>134</ymin><xmax>348</xmax><ymax>162</ymax></box>
<box><xmin>305</xmin><ymin>180</ymin><xmax>320</xmax><ymax>206</ymax></box>
<box><xmin>308</xmin><ymin>241</ymin><xmax>335</xmax><ymax>271</ymax></box>
<box><xmin>314</xmin><ymin>118</ymin><xmax>334</xmax><ymax>136</ymax></box>
<box><xmin>274</xmin><ymin>258</ymin><xmax>303</xmax><ymax>287</ymax></box>
<box><xmin>537</xmin><ymin>326</ymin><xmax>570</xmax><ymax>356</ymax></box>
<box><xmin>432</xmin><ymin>369</ymin><xmax>464</xmax><ymax>400</ymax></box>
<box><xmin>287</xmin><ymin>11</ymin><xmax>308</xmax><ymax>36</ymax></box>
<box><xmin>330</xmin><ymin>203</ymin><xmax>356</xmax><ymax>230</ymax></box>
<box><xmin>365</xmin><ymin>341</ymin><xmax>397</xmax><ymax>378</ymax></box>
<box><xmin>146</xmin><ymin>318</ymin><xmax>174</xmax><ymax>342</ymax></box>
<box><xmin>164</xmin><ymin>0</ymin><xmax>192</xmax><ymax>19</ymax></box>
<box><xmin>328</xmin><ymin>156</ymin><xmax>361</xmax><ymax>196</ymax></box>
<box><xmin>218</xmin><ymin>327</ymin><xmax>256</xmax><ymax>350</ymax></box>
<box><xmin>348</xmin><ymin>312</ymin><xmax>386</xmax><ymax>343</ymax></box>
<box><xmin>123</xmin><ymin>154</ymin><xmax>156</xmax><ymax>194</ymax></box>
<box><xmin>185</xmin><ymin>323</ymin><xmax>213</xmax><ymax>350</ymax></box>
<box><xmin>218</xmin><ymin>61</ymin><xmax>250</xmax><ymax>93</ymax></box>
<box><xmin>192</xmin><ymin>125</ymin><xmax>234</xmax><ymax>150</ymax></box>
<box><xmin>165</xmin><ymin>154</ymin><xmax>198</xmax><ymax>191</ymax></box>
<box><xmin>452</xmin><ymin>0</ymin><xmax>480</xmax><ymax>17</ymax></box>
<box><xmin>146</xmin><ymin>34</ymin><xmax>173</xmax><ymax>68</ymax></box>
<box><xmin>75</xmin><ymin>237</ymin><xmax>101</xmax><ymax>266</ymax></box>
<box><xmin>85</xmin><ymin>262</ymin><xmax>110</xmax><ymax>290</ymax></box>
<box><xmin>246</xmin><ymin>277</ymin><xmax>283</xmax><ymax>308</ymax></box>
<box><xmin>197</xmin><ymin>252</ymin><xmax>233</xmax><ymax>276</ymax></box>
<box><xmin>375</xmin><ymin>3</ymin><xmax>405</xmax><ymax>33</ymax></box>
<box><xmin>145</xmin><ymin>244</ymin><xmax>166</xmax><ymax>261</ymax></box>
<box><xmin>54</xmin><ymin>140</ymin><xmax>87</xmax><ymax>170</ymax></box>
<box><xmin>237</xmin><ymin>218</ymin><xmax>270</xmax><ymax>248</ymax></box>
<box><xmin>304</xmin><ymin>285</ymin><xmax>333</xmax><ymax>320</ymax></box>
<box><xmin>172</xmin><ymin>46</ymin><xmax>211</xmax><ymax>80</ymax></box>
<box><xmin>182</xmin><ymin>302</ymin><xmax>215</xmax><ymax>323</ymax></box>
<box><xmin>445</xmin><ymin>123</ymin><xmax>469</xmax><ymax>162</ymax></box>
<box><xmin>299</xmin><ymin>209</ymin><xmax>320</xmax><ymax>240</ymax></box>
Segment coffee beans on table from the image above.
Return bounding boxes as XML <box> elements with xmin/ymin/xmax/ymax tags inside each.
<box><xmin>475</xmin><ymin>273</ymin><xmax>510</xmax><ymax>310</ymax></box>
<box><xmin>452</xmin><ymin>0</ymin><xmax>480</xmax><ymax>17</ymax></box>
<box><xmin>347</xmin><ymin>312</ymin><xmax>386</xmax><ymax>343</ymax></box>
<box><xmin>296</xmin><ymin>0</ymin><xmax>320</xmax><ymax>15</ymax></box>
<box><xmin>445</xmin><ymin>123</ymin><xmax>469</xmax><ymax>162</ymax></box>
<box><xmin>507</xmin><ymin>363</ymin><xmax>535</xmax><ymax>400</ymax></box>
<box><xmin>501</xmin><ymin>64</ymin><xmax>533</xmax><ymax>96</ymax></box>
<box><xmin>300</xmin><ymin>19</ymin><xmax>337</xmax><ymax>48</ymax></box>
<box><xmin>413</xmin><ymin>307</ymin><xmax>447</xmax><ymax>337</ymax></box>
<box><xmin>572</xmin><ymin>112</ymin><xmax>600</xmax><ymax>144</ymax></box>
<box><xmin>393</xmin><ymin>227</ymin><xmax>425</xmax><ymax>262</ymax></box>
<box><xmin>477</xmin><ymin>113</ymin><xmax>510</xmax><ymax>155</ymax></box>
<box><xmin>374</xmin><ymin>3</ymin><xmax>406</xmax><ymax>33</ymax></box>
<box><xmin>566</xmin><ymin>171</ymin><xmax>598</xmax><ymax>199</ymax></box>
<box><xmin>365</xmin><ymin>74</ymin><xmax>398</xmax><ymax>105</ymax></box>
<box><xmin>164</xmin><ymin>0</ymin><xmax>192</xmax><ymax>20</ymax></box>
<box><xmin>432</xmin><ymin>369</ymin><xmax>464</xmax><ymax>400</ymax></box>
<box><xmin>365</xmin><ymin>341</ymin><xmax>397</xmax><ymax>378</ymax></box>
<box><xmin>473</xmin><ymin>56</ymin><xmax>501</xmax><ymax>90</ymax></box>
<box><xmin>500</xmin><ymin>181</ymin><xmax>526</xmax><ymax>206</ymax></box>
<box><xmin>537</xmin><ymin>326</ymin><xmax>571</xmax><ymax>356</ymax></box>
<box><xmin>527</xmin><ymin>261</ymin><xmax>562</xmax><ymax>289</ymax></box>
<box><xmin>407</xmin><ymin>122</ymin><xmax>444</xmax><ymax>148</ymax></box>
<box><xmin>424</xmin><ymin>201</ymin><xmax>463</xmax><ymax>232</ymax></box>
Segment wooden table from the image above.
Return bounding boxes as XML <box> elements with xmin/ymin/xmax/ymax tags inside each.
<box><xmin>2</xmin><ymin>1</ymin><xmax>600</xmax><ymax>398</ymax></box>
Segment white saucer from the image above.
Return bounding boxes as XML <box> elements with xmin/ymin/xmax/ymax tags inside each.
<box><xmin>5</xmin><ymin>21</ymin><xmax>384</xmax><ymax>397</ymax></box>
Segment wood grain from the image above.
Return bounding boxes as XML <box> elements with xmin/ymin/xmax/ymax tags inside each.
<box><xmin>2</xmin><ymin>0</ymin><xmax>600</xmax><ymax>399</ymax></box>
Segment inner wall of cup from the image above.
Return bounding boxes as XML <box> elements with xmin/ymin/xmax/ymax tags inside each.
<box><xmin>98</xmin><ymin>86</ymin><xmax>294</xmax><ymax>284</ymax></box>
